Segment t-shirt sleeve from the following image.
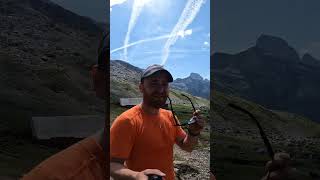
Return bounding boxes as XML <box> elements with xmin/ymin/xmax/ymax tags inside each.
<box><xmin>110</xmin><ymin>115</ymin><xmax>136</xmax><ymax>160</ymax></box>
<box><xmin>176</xmin><ymin>125</ymin><xmax>187</xmax><ymax>141</ymax></box>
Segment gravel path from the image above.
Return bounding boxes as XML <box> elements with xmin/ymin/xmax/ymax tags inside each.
<box><xmin>174</xmin><ymin>144</ymin><xmax>210</xmax><ymax>180</ymax></box>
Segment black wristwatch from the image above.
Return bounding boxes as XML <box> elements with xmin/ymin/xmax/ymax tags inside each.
<box><xmin>147</xmin><ymin>174</ymin><xmax>163</xmax><ymax>180</ymax></box>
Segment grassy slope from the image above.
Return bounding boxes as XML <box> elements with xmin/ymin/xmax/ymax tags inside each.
<box><xmin>211</xmin><ymin>91</ymin><xmax>320</xmax><ymax>180</ymax></box>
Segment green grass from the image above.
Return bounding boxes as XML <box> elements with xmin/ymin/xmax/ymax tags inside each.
<box><xmin>273</xmin><ymin>110</ymin><xmax>320</xmax><ymax>137</ymax></box>
<box><xmin>211</xmin><ymin>133</ymin><xmax>272</xmax><ymax>180</ymax></box>
<box><xmin>211</xmin><ymin>132</ymin><xmax>320</xmax><ymax>180</ymax></box>
<box><xmin>214</xmin><ymin>163</ymin><xmax>264</xmax><ymax>180</ymax></box>
<box><xmin>109</xmin><ymin>103</ymin><xmax>130</xmax><ymax>123</ymax></box>
<box><xmin>170</xmin><ymin>89</ymin><xmax>209</xmax><ymax>107</ymax></box>
<box><xmin>167</xmin><ymin>104</ymin><xmax>195</xmax><ymax>123</ymax></box>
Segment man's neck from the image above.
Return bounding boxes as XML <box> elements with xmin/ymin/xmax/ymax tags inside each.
<box><xmin>140</xmin><ymin>102</ymin><xmax>159</xmax><ymax>115</ymax></box>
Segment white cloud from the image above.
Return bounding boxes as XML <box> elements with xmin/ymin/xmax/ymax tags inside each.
<box><xmin>137</xmin><ymin>49</ymin><xmax>209</xmax><ymax>55</ymax></box>
<box><xmin>177</xmin><ymin>29</ymin><xmax>193</xmax><ymax>38</ymax></box>
<box><xmin>123</xmin><ymin>0</ymin><xmax>152</xmax><ymax>62</ymax></box>
<box><xmin>111</xmin><ymin>31</ymin><xmax>209</xmax><ymax>55</ymax></box>
<box><xmin>110</xmin><ymin>0</ymin><xmax>128</xmax><ymax>7</ymax></box>
<box><xmin>184</xmin><ymin>29</ymin><xmax>193</xmax><ymax>36</ymax></box>
<box><xmin>110</xmin><ymin>0</ymin><xmax>128</xmax><ymax>12</ymax></box>
<box><xmin>161</xmin><ymin>0</ymin><xmax>206</xmax><ymax>65</ymax></box>
<box><xmin>204</xmin><ymin>41</ymin><xmax>209</xmax><ymax>46</ymax></box>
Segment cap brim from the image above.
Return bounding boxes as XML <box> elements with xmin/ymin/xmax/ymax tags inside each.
<box><xmin>161</xmin><ymin>69</ymin><xmax>173</xmax><ymax>82</ymax></box>
<box><xmin>142</xmin><ymin>69</ymin><xmax>173</xmax><ymax>82</ymax></box>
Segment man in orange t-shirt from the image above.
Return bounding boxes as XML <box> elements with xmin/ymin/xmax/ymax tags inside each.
<box><xmin>21</xmin><ymin>33</ymin><xmax>109</xmax><ymax>180</ymax></box>
<box><xmin>110</xmin><ymin>65</ymin><xmax>205</xmax><ymax>180</ymax></box>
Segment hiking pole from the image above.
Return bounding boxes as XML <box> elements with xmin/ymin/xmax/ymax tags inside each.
<box><xmin>227</xmin><ymin>103</ymin><xmax>275</xmax><ymax>160</ymax></box>
<box><xmin>227</xmin><ymin>103</ymin><xmax>274</xmax><ymax>180</ymax></box>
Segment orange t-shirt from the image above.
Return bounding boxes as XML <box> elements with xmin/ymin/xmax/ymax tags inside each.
<box><xmin>22</xmin><ymin>136</ymin><xmax>108</xmax><ymax>180</ymax></box>
<box><xmin>110</xmin><ymin>105</ymin><xmax>187</xmax><ymax>180</ymax></box>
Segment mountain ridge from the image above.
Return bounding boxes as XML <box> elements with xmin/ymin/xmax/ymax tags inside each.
<box><xmin>171</xmin><ymin>72</ymin><xmax>210</xmax><ymax>99</ymax></box>
<box><xmin>213</xmin><ymin>34</ymin><xmax>320</xmax><ymax>122</ymax></box>
<box><xmin>110</xmin><ymin>59</ymin><xmax>209</xmax><ymax>107</ymax></box>
<box><xmin>110</xmin><ymin>60</ymin><xmax>210</xmax><ymax>100</ymax></box>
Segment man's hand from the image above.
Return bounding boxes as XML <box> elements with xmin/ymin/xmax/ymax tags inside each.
<box><xmin>261</xmin><ymin>152</ymin><xmax>299</xmax><ymax>180</ymax></box>
<box><xmin>176</xmin><ymin>110</ymin><xmax>205</xmax><ymax>152</ymax></box>
<box><xmin>188</xmin><ymin>110</ymin><xmax>205</xmax><ymax>136</ymax></box>
<box><xmin>210</xmin><ymin>171</ymin><xmax>217</xmax><ymax>180</ymax></box>
<box><xmin>135</xmin><ymin>169</ymin><xmax>166</xmax><ymax>180</ymax></box>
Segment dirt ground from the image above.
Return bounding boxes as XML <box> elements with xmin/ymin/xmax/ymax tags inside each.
<box><xmin>174</xmin><ymin>144</ymin><xmax>210</xmax><ymax>179</ymax></box>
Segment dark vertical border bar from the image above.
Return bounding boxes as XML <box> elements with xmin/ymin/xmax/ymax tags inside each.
<box><xmin>209</xmin><ymin>0</ymin><xmax>215</xmax><ymax>177</ymax></box>
<box><xmin>105</xmin><ymin>0</ymin><xmax>110</xmax><ymax>178</ymax></box>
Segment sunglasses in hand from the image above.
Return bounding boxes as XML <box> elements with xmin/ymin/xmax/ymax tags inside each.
<box><xmin>167</xmin><ymin>94</ymin><xmax>198</xmax><ymax>127</ymax></box>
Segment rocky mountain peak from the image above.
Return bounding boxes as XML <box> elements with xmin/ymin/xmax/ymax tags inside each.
<box><xmin>301</xmin><ymin>53</ymin><xmax>320</xmax><ymax>67</ymax></box>
<box><xmin>213</xmin><ymin>35</ymin><xmax>320</xmax><ymax>122</ymax></box>
<box><xmin>171</xmin><ymin>73</ymin><xmax>209</xmax><ymax>99</ymax></box>
<box><xmin>255</xmin><ymin>34</ymin><xmax>299</xmax><ymax>61</ymax></box>
<box><xmin>189</xmin><ymin>73</ymin><xmax>203</xmax><ymax>80</ymax></box>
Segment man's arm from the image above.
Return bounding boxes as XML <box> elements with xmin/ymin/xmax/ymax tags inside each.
<box><xmin>176</xmin><ymin>133</ymin><xmax>199</xmax><ymax>152</ymax></box>
<box><xmin>110</xmin><ymin>158</ymin><xmax>138</xmax><ymax>180</ymax></box>
<box><xmin>176</xmin><ymin>110</ymin><xmax>204</xmax><ymax>152</ymax></box>
<box><xmin>110</xmin><ymin>158</ymin><xmax>165</xmax><ymax>180</ymax></box>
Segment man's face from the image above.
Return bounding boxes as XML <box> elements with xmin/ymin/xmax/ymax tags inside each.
<box><xmin>140</xmin><ymin>71</ymin><xmax>170</xmax><ymax>109</ymax></box>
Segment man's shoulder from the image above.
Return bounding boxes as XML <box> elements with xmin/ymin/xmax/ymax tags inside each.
<box><xmin>160</xmin><ymin>108</ymin><xmax>172</xmax><ymax>114</ymax></box>
<box><xmin>115</xmin><ymin>105</ymin><xmax>141</xmax><ymax>122</ymax></box>
<box><xmin>21</xmin><ymin>137</ymin><xmax>105</xmax><ymax>180</ymax></box>
<box><xmin>160</xmin><ymin>108</ymin><xmax>173</xmax><ymax>119</ymax></box>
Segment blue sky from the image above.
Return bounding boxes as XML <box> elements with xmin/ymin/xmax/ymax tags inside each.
<box><xmin>110</xmin><ymin>0</ymin><xmax>210</xmax><ymax>80</ymax></box>
<box><xmin>50</xmin><ymin>0</ymin><xmax>107</xmax><ymax>22</ymax></box>
<box><xmin>213</xmin><ymin>0</ymin><xmax>320</xmax><ymax>59</ymax></box>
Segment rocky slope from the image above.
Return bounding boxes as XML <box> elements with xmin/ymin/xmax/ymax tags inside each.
<box><xmin>0</xmin><ymin>0</ymin><xmax>106</xmax><ymax>178</ymax></box>
<box><xmin>213</xmin><ymin>34</ymin><xmax>320</xmax><ymax>122</ymax></box>
<box><xmin>171</xmin><ymin>73</ymin><xmax>210</xmax><ymax>99</ymax></box>
<box><xmin>0</xmin><ymin>0</ymin><xmax>105</xmax><ymax>117</ymax></box>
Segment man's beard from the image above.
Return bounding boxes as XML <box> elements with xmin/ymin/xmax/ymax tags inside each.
<box><xmin>144</xmin><ymin>94</ymin><xmax>167</xmax><ymax>109</ymax></box>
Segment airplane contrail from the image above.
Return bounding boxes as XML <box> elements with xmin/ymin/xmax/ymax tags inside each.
<box><xmin>112</xmin><ymin>34</ymin><xmax>172</xmax><ymax>54</ymax></box>
<box><xmin>111</xmin><ymin>30</ymin><xmax>193</xmax><ymax>54</ymax></box>
<box><xmin>161</xmin><ymin>0</ymin><xmax>205</xmax><ymax>65</ymax></box>
<box><xmin>123</xmin><ymin>0</ymin><xmax>147</xmax><ymax>62</ymax></box>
